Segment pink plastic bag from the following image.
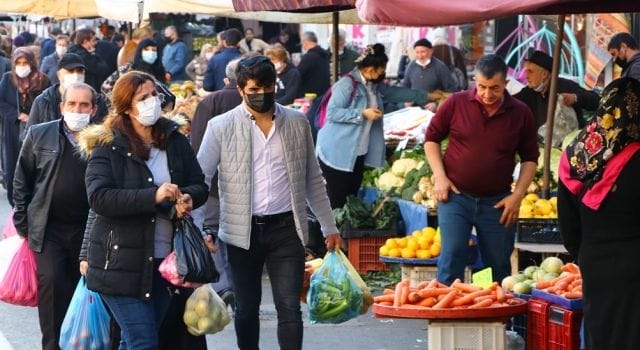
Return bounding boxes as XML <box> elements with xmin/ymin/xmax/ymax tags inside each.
<box><xmin>2</xmin><ymin>210</ymin><xmax>17</xmax><ymax>239</ymax></box>
<box><xmin>0</xmin><ymin>238</ymin><xmax>38</xmax><ymax>306</ymax></box>
<box><xmin>158</xmin><ymin>251</ymin><xmax>202</xmax><ymax>288</ymax></box>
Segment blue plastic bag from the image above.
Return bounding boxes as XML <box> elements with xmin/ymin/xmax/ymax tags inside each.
<box><xmin>59</xmin><ymin>277</ymin><xmax>111</xmax><ymax>350</ymax></box>
<box><xmin>307</xmin><ymin>249</ymin><xmax>363</xmax><ymax>324</ymax></box>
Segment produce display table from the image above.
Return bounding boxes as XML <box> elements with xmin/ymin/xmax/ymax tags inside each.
<box><xmin>510</xmin><ymin>243</ymin><xmax>568</xmax><ymax>275</ymax></box>
<box><xmin>371</xmin><ymin>298</ymin><xmax>527</xmax><ymax>319</ymax></box>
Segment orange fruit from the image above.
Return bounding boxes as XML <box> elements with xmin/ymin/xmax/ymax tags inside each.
<box><xmin>385</xmin><ymin>238</ymin><xmax>398</xmax><ymax>249</ymax></box>
<box><xmin>388</xmin><ymin>248</ymin><xmax>401</xmax><ymax>257</ymax></box>
<box><xmin>400</xmin><ymin>248</ymin><xmax>416</xmax><ymax>259</ymax></box>
<box><xmin>396</xmin><ymin>237</ymin><xmax>408</xmax><ymax>249</ymax></box>
<box><xmin>430</xmin><ymin>243</ymin><xmax>441</xmax><ymax>257</ymax></box>
<box><xmin>379</xmin><ymin>246</ymin><xmax>390</xmax><ymax>256</ymax></box>
<box><xmin>417</xmin><ymin>237</ymin><xmax>430</xmax><ymax>250</ymax></box>
<box><xmin>407</xmin><ymin>237</ymin><xmax>419</xmax><ymax>251</ymax></box>
<box><xmin>416</xmin><ymin>249</ymin><xmax>432</xmax><ymax>259</ymax></box>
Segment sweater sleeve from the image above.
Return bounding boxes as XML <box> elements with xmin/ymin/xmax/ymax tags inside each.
<box><xmin>303</xmin><ymin>121</ymin><xmax>339</xmax><ymax>235</ymax></box>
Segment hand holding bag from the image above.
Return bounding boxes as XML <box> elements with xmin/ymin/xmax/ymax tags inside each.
<box><xmin>174</xmin><ymin>216</ymin><xmax>219</xmax><ymax>284</ymax></box>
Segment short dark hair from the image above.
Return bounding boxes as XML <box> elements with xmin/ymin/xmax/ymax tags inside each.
<box><xmin>475</xmin><ymin>54</ymin><xmax>507</xmax><ymax>80</ymax></box>
<box><xmin>414</xmin><ymin>38</ymin><xmax>432</xmax><ymax>49</ymax></box>
<box><xmin>236</xmin><ymin>55</ymin><xmax>276</xmax><ymax>89</ymax></box>
<box><xmin>112</xmin><ymin>34</ymin><xmax>125</xmax><ymax>44</ymax></box>
<box><xmin>355</xmin><ymin>43</ymin><xmax>388</xmax><ymax>69</ymax></box>
<box><xmin>608</xmin><ymin>32</ymin><xmax>638</xmax><ymax>50</ymax></box>
<box><xmin>224</xmin><ymin>28</ymin><xmax>242</xmax><ymax>46</ymax></box>
<box><xmin>75</xmin><ymin>28</ymin><xmax>95</xmax><ymax>46</ymax></box>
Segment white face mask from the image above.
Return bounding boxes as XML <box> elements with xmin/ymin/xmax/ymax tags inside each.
<box><xmin>63</xmin><ymin>112</ymin><xmax>91</xmax><ymax>131</ymax></box>
<box><xmin>62</xmin><ymin>73</ymin><xmax>85</xmax><ymax>88</ymax></box>
<box><xmin>533</xmin><ymin>80</ymin><xmax>546</xmax><ymax>92</ymax></box>
<box><xmin>135</xmin><ymin>96</ymin><xmax>162</xmax><ymax>126</ymax></box>
<box><xmin>15</xmin><ymin>66</ymin><xmax>31</xmax><ymax>78</ymax></box>
<box><xmin>142</xmin><ymin>51</ymin><xmax>157</xmax><ymax>64</ymax></box>
<box><xmin>205</xmin><ymin>52</ymin><xmax>214</xmax><ymax>61</ymax></box>
<box><xmin>416</xmin><ymin>58</ymin><xmax>430</xmax><ymax>67</ymax></box>
<box><xmin>56</xmin><ymin>45</ymin><xmax>67</xmax><ymax>57</ymax></box>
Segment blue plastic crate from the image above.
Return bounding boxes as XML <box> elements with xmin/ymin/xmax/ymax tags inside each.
<box><xmin>532</xmin><ymin>289</ymin><xmax>583</xmax><ymax>310</ymax></box>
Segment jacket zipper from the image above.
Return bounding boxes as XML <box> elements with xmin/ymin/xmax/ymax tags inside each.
<box><xmin>104</xmin><ymin>230</ymin><xmax>113</xmax><ymax>269</ymax></box>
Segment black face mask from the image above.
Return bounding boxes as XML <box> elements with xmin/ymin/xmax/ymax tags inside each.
<box><xmin>615</xmin><ymin>57</ymin><xmax>627</xmax><ymax>69</ymax></box>
<box><xmin>164</xmin><ymin>36</ymin><xmax>173</xmax><ymax>43</ymax></box>
<box><xmin>246</xmin><ymin>92</ymin><xmax>275</xmax><ymax>113</ymax></box>
<box><xmin>369</xmin><ymin>72</ymin><xmax>386</xmax><ymax>84</ymax></box>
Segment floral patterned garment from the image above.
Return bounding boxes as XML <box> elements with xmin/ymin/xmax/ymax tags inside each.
<box><xmin>566</xmin><ymin>77</ymin><xmax>640</xmax><ymax>184</ymax></box>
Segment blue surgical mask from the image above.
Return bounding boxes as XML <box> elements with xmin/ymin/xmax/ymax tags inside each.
<box><xmin>142</xmin><ymin>51</ymin><xmax>158</xmax><ymax>64</ymax></box>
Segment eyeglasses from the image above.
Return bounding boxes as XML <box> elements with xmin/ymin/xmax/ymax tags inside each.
<box><xmin>239</xmin><ymin>55</ymin><xmax>270</xmax><ymax>68</ymax></box>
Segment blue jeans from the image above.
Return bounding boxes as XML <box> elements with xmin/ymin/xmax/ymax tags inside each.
<box><xmin>437</xmin><ymin>192</ymin><xmax>515</xmax><ymax>285</ymax></box>
<box><xmin>101</xmin><ymin>260</ymin><xmax>173</xmax><ymax>350</ymax></box>
<box><xmin>226</xmin><ymin>213</ymin><xmax>305</xmax><ymax>350</ymax></box>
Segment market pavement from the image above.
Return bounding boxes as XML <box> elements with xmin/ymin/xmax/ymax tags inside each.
<box><xmin>0</xmin><ymin>187</ymin><xmax>430</xmax><ymax>350</ymax></box>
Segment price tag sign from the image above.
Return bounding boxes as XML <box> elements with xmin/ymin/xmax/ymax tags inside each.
<box><xmin>472</xmin><ymin>267</ymin><xmax>493</xmax><ymax>289</ymax></box>
<box><xmin>395</xmin><ymin>138</ymin><xmax>409</xmax><ymax>152</ymax></box>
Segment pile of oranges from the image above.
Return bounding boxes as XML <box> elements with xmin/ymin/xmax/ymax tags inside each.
<box><xmin>379</xmin><ymin>227</ymin><xmax>441</xmax><ymax>259</ymax></box>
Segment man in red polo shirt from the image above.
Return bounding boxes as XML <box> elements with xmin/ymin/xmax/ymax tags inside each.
<box><xmin>425</xmin><ymin>54</ymin><xmax>539</xmax><ymax>284</ymax></box>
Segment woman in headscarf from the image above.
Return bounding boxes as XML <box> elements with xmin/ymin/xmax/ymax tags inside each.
<box><xmin>102</xmin><ymin>38</ymin><xmax>174</xmax><ymax>110</ymax></box>
<box><xmin>0</xmin><ymin>47</ymin><xmax>50</xmax><ymax>205</ymax></box>
<box><xmin>186</xmin><ymin>43</ymin><xmax>214</xmax><ymax>90</ymax></box>
<box><xmin>558</xmin><ymin>77</ymin><xmax>640</xmax><ymax>350</ymax></box>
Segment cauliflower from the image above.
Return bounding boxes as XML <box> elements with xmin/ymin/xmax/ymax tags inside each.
<box><xmin>375</xmin><ymin>171</ymin><xmax>405</xmax><ymax>192</ymax></box>
<box><xmin>391</xmin><ymin>158</ymin><xmax>419</xmax><ymax>177</ymax></box>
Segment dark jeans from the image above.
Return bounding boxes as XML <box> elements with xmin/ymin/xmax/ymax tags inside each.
<box><xmin>319</xmin><ymin>155</ymin><xmax>366</xmax><ymax>209</ymax></box>
<box><xmin>227</xmin><ymin>214</ymin><xmax>306</xmax><ymax>350</ymax></box>
<box><xmin>101</xmin><ymin>260</ymin><xmax>173</xmax><ymax>350</ymax></box>
<box><xmin>35</xmin><ymin>234</ymin><xmax>82</xmax><ymax>350</ymax></box>
<box><xmin>437</xmin><ymin>192</ymin><xmax>515</xmax><ymax>285</ymax></box>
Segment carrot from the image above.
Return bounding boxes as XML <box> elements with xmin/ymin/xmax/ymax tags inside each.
<box><xmin>393</xmin><ymin>282</ymin><xmax>403</xmax><ymax>307</ymax></box>
<box><xmin>379</xmin><ymin>301</ymin><xmax>393</xmax><ymax>306</ymax></box>
<box><xmin>383</xmin><ymin>288</ymin><xmax>395</xmax><ymax>295</ymax></box>
<box><xmin>451</xmin><ymin>281</ymin><xmax>483</xmax><ymax>293</ymax></box>
<box><xmin>418</xmin><ymin>297</ymin><xmax>437</xmax><ymax>307</ymax></box>
<box><xmin>563</xmin><ymin>291</ymin><xmax>583</xmax><ymax>299</ymax></box>
<box><xmin>451</xmin><ymin>289</ymin><xmax>493</xmax><ymax>307</ymax></box>
<box><xmin>424</xmin><ymin>279</ymin><xmax>439</xmax><ymax>289</ymax></box>
<box><xmin>433</xmin><ymin>290</ymin><xmax>459</xmax><ymax>309</ymax></box>
<box><xmin>473</xmin><ymin>295</ymin><xmax>496</xmax><ymax>304</ymax></box>
<box><xmin>399</xmin><ymin>284</ymin><xmax>410</xmax><ymax>306</ymax></box>
<box><xmin>417</xmin><ymin>287</ymin><xmax>453</xmax><ymax>299</ymax></box>
<box><xmin>495</xmin><ymin>286</ymin><xmax>506</xmax><ymax>303</ymax></box>
<box><xmin>561</xmin><ymin>263</ymin><xmax>580</xmax><ymax>274</ymax></box>
<box><xmin>569</xmin><ymin>279</ymin><xmax>582</xmax><ymax>289</ymax></box>
<box><xmin>407</xmin><ymin>291</ymin><xmax>422</xmax><ymax>304</ymax></box>
<box><xmin>555</xmin><ymin>280</ymin><xmax>570</xmax><ymax>292</ymax></box>
<box><xmin>374</xmin><ymin>294</ymin><xmax>395</xmax><ymax>303</ymax></box>
<box><xmin>468</xmin><ymin>299</ymin><xmax>494</xmax><ymax>308</ymax></box>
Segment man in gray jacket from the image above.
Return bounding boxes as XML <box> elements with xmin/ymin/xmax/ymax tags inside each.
<box><xmin>195</xmin><ymin>55</ymin><xmax>340</xmax><ymax>350</ymax></box>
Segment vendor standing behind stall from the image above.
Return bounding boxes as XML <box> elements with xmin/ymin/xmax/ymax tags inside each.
<box><xmin>424</xmin><ymin>54</ymin><xmax>539</xmax><ymax>284</ymax></box>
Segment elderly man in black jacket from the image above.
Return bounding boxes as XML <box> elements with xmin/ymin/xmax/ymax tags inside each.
<box><xmin>514</xmin><ymin>50</ymin><xmax>599</xmax><ymax>129</ymax></box>
<box><xmin>27</xmin><ymin>53</ymin><xmax>108</xmax><ymax>132</ymax></box>
<box><xmin>13</xmin><ymin>82</ymin><xmax>98</xmax><ymax>350</ymax></box>
<box><xmin>296</xmin><ymin>31</ymin><xmax>331</xmax><ymax>98</ymax></box>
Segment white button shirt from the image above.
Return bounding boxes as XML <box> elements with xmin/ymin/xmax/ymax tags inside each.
<box><xmin>250</xmin><ymin>110</ymin><xmax>292</xmax><ymax>216</ymax></box>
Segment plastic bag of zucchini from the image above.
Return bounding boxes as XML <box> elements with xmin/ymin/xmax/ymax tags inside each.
<box><xmin>307</xmin><ymin>249</ymin><xmax>368</xmax><ymax>324</ymax></box>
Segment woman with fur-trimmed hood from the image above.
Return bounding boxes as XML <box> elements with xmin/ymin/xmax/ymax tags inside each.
<box><xmin>77</xmin><ymin>71</ymin><xmax>211</xmax><ymax>348</ymax></box>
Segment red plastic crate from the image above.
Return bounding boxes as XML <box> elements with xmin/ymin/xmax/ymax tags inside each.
<box><xmin>527</xmin><ymin>298</ymin><xmax>551</xmax><ymax>350</ymax></box>
<box><xmin>548</xmin><ymin>306</ymin><xmax>582</xmax><ymax>350</ymax></box>
<box><xmin>347</xmin><ymin>237</ymin><xmax>390</xmax><ymax>273</ymax></box>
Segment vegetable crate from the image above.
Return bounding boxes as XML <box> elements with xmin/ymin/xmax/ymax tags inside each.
<box><xmin>548</xmin><ymin>306</ymin><xmax>582</xmax><ymax>350</ymax></box>
<box><xmin>516</xmin><ymin>219</ymin><xmax>562</xmax><ymax>244</ymax></box>
<box><xmin>347</xmin><ymin>237</ymin><xmax>391</xmax><ymax>273</ymax></box>
<box><xmin>527</xmin><ymin>298</ymin><xmax>551</xmax><ymax>350</ymax></box>
<box><xmin>428</xmin><ymin>321</ymin><xmax>506</xmax><ymax>350</ymax></box>
<box><xmin>400</xmin><ymin>265</ymin><xmax>471</xmax><ymax>287</ymax></box>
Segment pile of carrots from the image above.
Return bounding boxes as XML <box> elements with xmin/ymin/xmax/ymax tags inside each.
<box><xmin>534</xmin><ymin>262</ymin><xmax>582</xmax><ymax>299</ymax></box>
<box><xmin>373</xmin><ymin>278</ymin><xmax>520</xmax><ymax>309</ymax></box>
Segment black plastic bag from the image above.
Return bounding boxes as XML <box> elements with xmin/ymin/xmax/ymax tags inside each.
<box><xmin>174</xmin><ymin>216</ymin><xmax>219</xmax><ymax>284</ymax></box>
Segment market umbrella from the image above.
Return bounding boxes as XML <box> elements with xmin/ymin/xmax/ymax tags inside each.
<box><xmin>356</xmin><ymin>0</ymin><xmax>640</xmax><ymax>197</ymax></box>
<box><xmin>230</xmin><ymin>0</ymin><xmax>359</xmax><ymax>82</ymax></box>
<box><xmin>0</xmin><ymin>0</ymin><xmax>99</xmax><ymax>19</ymax></box>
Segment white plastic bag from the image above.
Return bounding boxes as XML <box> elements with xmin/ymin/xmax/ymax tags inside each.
<box><xmin>538</xmin><ymin>97</ymin><xmax>579</xmax><ymax>148</ymax></box>
<box><xmin>183</xmin><ymin>284</ymin><xmax>230</xmax><ymax>336</ymax></box>
<box><xmin>0</xmin><ymin>235</ymin><xmax>24</xmax><ymax>283</ymax></box>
